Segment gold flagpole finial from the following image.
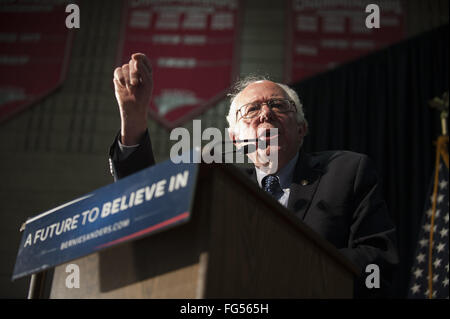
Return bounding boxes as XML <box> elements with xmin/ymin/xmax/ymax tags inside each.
<box><xmin>428</xmin><ymin>92</ymin><xmax>448</xmax><ymax>136</ymax></box>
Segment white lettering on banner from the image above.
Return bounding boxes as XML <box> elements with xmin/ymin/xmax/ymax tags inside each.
<box><xmin>168</xmin><ymin>170</ymin><xmax>189</xmax><ymax>192</ymax></box>
<box><xmin>60</xmin><ymin>219</ymin><xmax>131</xmax><ymax>250</ymax></box>
<box><xmin>19</xmin><ymin>33</ymin><xmax>41</xmax><ymax>42</ymax></box>
<box><xmin>88</xmin><ymin>207</ymin><xmax>99</xmax><ymax>222</ymax></box>
<box><xmin>101</xmin><ymin>202</ymin><xmax>111</xmax><ymax>218</ymax></box>
<box><xmin>111</xmin><ymin>197</ymin><xmax>121</xmax><ymax>214</ymax></box>
<box><xmin>0</xmin><ymin>87</ymin><xmax>26</xmax><ymax>106</ymax></box>
<box><xmin>145</xmin><ymin>184</ymin><xmax>156</xmax><ymax>201</ymax></box>
<box><xmin>23</xmin><ymin>171</ymin><xmax>190</xmax><ymax>248</ymax></box>
<box><xmin>182</xmin><ymin>12</ymin><xmax>207</xmax><ymax>29</ymax></box>
<box><xmin>127</xmin><ymin>6</ymin><xmax>235</xmax><ymax>31</ymax></box>
<box><xmin>295</xmin><ymin>45</ymin><xmax>318</xmax><ymax>56</ymax></box>
<box><xmin>352</xmin><ymin>40</ymin><xmax>375</xmax><ymax>50</ymax></box>
<box><xmin>176</xmin><ymin>171</ymin><xmax>189</xmax><ymax>189</ymax></box>
<box><xmin>129</xmin><ymin>10</ymin><xmax>151</xmax><ymax>28</ymax></box>
<box><xmin>183</xmin><ymin>35</ymin><xmax>206</xmax><ymax>45</ymax></box>
<box><xmin>211</xmin><ymin>12</ymin><xmax>233</xmax><ymax>30</ymax></box>
<box><xmin>321</xmin><ymin>39</ymin><xmax>349</xmax><ymax>49</ymax></box>
<box><xmin>0</xmin><ymin>55</ymin><xmax>29</xmax><ymax>65</ymax></box>
<box><xmin>155</xmin><ymin>11</ymin><xmax>180</xmax><ymax>29</ymax></box>
<box><xmin>153</xmin><ymin>35</ymin><xmax>181</xmax><ymax>44</ymax></box>
<box><xmin>157</xmin><ymin>57</ymin><xmax>197</xmax><ymax>68</ymax></box>
<box><xmin>296</xmin><ymin>15</ymin><xmax>318</xmax><ymax>32</ymax></box>
<box><xmin>134</xmin><ymin>188</ymin><xmax>145</xmax><ymax>205</ymax></box>
<box><xmin>155</xmin><ymin>180</ymin><xmax>167</xmax><ymax>198</ymax></box>
<box><xmin>155</xmin><ymin>89</ymin><xmax>201</xmax><ymax>116</ymax></box>
<box><xmin>323</xmin><ymin>16</ymin><xmax>345</xmax><ymax>33</ymax></box>
<box><xmin>293</xmin><ymin>0</ymin><xmax>401</xmax><ymax>14</ymax></box>
<box><xmin>24</xmin><ymin>234</ymin><xmax>32</xmax><ymax>247</ymax></box>
<box><xmin>129</xmin><ymin>0</ymin><xmax>238</xmax><ymax>10</ymax></box>
<box><xmin>82</xmin><ymin>207</ymin><xmax>99</xmax><ymax>224</ymax></box>
<box><xmin>0</xmin><ymin>33</ymin><xmax>17</xmax><ymax>43</ymax></box>
<box><xmin>32</xmin><ymin>214</ymin><xmax>80</xmax><ymax>245</ymax></box>
<box><xmin>152</xmin><ymin>34</ymin><xmax>208</xmax><ymax>45</ymax></box>
<box><xmin>119</xmin><ymin>195</ymin><xmax>128</xmax><ymax>211</ymax></box>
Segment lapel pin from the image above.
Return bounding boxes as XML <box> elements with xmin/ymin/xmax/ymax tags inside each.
<box><xmin>301</xmin><ymin>179</ymin><xmax>309</xmax><ymax>186</ymax></box>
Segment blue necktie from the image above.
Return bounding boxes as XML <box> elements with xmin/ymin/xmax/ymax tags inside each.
<box><xmin>262</xmin><ymin>175</ymin><xmax>283</xmax><ymax>198</ymax></box>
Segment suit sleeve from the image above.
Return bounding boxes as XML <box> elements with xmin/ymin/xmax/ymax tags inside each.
<box><xmin>108</xmin><ymin>130</ymin><xmax>156</xmax><ymax>181</ymax></box>
<box><xmin>339</xmin><ymin>154</ymin><xmax>399</xmax><ymax>298</ymax></box>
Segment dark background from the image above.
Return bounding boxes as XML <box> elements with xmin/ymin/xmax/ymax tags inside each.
<box><xmin>294</xmin><ymin>25</ymin><xmax>449</xmax><ymax>297</ymax></box>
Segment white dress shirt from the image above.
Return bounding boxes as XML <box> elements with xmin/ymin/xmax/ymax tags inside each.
<box><xmin>255</xmin><ymin>152</ymin><xmax>299</xmax><ymax>207</ymax></box>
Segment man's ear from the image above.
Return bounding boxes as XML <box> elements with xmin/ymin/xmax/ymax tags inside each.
<box><xmin>299</xmin><ymin>122</ymin><xmax>307</xmax><ymax>137</ymax></box>
<box><xmin>298</xmin><ymin>122</ymin><xmax>308</xmax><ymax>144</ymax></box>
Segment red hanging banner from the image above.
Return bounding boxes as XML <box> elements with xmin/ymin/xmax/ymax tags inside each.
<box><xmin>117</xmin><ymin>0</ymin><xmax>242</xmax><ymax>129</ymax></box>
<box><xmin>286</xmin><ymin>0</ymin><xmax>405</xmax><ymax>83</ymax></box>
<box><xmin>0</xmin><ymin>1</ymin><xmax>73</xmax><ymax>122</ymax></box>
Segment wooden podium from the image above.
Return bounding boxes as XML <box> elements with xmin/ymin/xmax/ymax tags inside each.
<box><xmin>37</xmin><ymin>163</ymin><xmax>358</xmax><ymax>298</ymax></box>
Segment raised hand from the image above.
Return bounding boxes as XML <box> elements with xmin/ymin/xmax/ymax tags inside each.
<box><xmin>113</xmin><ymin>53</ymin><xmax>153</xmax><ymax>145</ymax></box>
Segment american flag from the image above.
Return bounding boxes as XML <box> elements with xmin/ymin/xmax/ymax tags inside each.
<box><xmin>408</xmin><ymin>139</ymin><xmax>449</xmax><ymax>299</ymax></box>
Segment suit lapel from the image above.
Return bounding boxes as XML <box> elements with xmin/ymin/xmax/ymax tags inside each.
<box><xmin>246</xmin><ymin>167</ymin><xmax>258</xmax><ymax>184</ymax></box>
<box><xmin>287</xmin><ymin>151</ymin><xmax>323</xmax><ymax>220</ymax></box>
<box><xmin>245</xmin><ymin>152</ymin><xmax>323</xmax><ymax>220</ymax></box>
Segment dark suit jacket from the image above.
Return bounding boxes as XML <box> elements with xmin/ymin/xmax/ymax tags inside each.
<box><xmin>109</xmin><ymin>131</ymin><xmax>399</xmax><ymax>298</ymax></box>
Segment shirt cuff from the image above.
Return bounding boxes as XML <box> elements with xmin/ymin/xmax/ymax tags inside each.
<box><xmin>117</xmin><ymin>138</ymin><xmax>140</xmax><ymax>160</ymax></box>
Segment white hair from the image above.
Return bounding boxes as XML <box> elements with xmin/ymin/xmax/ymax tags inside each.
<box><xmin>226</xmin><ymin>75</ymin><xmax>308</xmax><ymax>134</ymax></box>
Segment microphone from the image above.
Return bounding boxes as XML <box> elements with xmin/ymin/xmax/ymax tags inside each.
<box><xmin>201</xmin><ymin>138</ymin><xmax>258</xmax><ymax>160</ymax></box>
<box><xmin>224</xmin><ymin>142</ymin><xmax>257</xmax><ymax>155</ymax></box>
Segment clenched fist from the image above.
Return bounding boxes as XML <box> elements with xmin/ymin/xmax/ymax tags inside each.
<box><xmin>113</xmin><ymin>53</ymin><xmax>153</xmax><ymax>145</ymax></box>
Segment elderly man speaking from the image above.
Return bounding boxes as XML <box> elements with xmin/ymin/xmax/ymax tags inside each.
<box><xmin>109</xmin><ymin>53</ymin><xmax>399</xmax><ymax>298</ymax></box>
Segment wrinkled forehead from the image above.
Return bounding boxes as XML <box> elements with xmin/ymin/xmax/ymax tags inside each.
<box><xmin>235</xmin><ymin>80</ymin><xmax>289</xmax><ymax>106</ymax></box>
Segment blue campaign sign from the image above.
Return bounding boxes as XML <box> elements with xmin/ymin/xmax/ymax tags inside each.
<box><xmin>12</xmin><ymin>158</ymin><xmax>199</xmax><ymax>280</ymax></box>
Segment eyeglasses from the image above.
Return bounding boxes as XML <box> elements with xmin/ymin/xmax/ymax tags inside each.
<box><xmin>235</xmin><ymin>98</ymin><xmax>297</xmax><ymax>121</ymax></box>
